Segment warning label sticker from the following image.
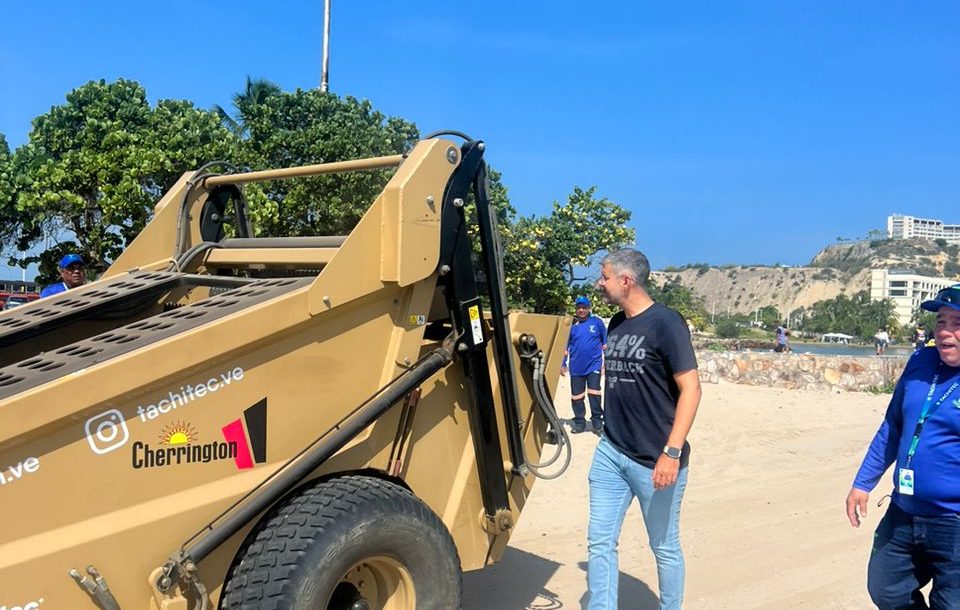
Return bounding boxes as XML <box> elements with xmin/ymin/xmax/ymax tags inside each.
<box><xmin>469</xmin><ymin>305</ymin><xmax>483</xmax><ymax>345</ymax></box>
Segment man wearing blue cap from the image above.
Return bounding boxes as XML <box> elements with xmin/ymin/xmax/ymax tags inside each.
<box><xmin>562</xmin><ymin>295</ymin><xmax>607</xmax><ymax>434</ymax></box>
<box><xmin>847</xmin><ymin>283</ymin><xmax>960</xmax><ymax>608</ymax></box>
<box><xmin>39</xmin><ymin>254</ymin><xmax>87</xmax><ymax>298</ymax></box>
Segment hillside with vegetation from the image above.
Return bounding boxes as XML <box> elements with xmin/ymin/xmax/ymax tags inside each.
<box><xmin>811</xmin><ymin>237</ymin><xmax>960</xmax><ymax>278</ymax></box>
<box><xmin>653</xmin><ymin>238</ymin><xmax>958</xmax><ymax>334</ymax></box>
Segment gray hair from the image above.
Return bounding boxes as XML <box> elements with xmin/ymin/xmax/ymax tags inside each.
<box><xmin>602</xmin><ymin>248</ymin><xmax>650</xmax><ymax>286</ymax></box>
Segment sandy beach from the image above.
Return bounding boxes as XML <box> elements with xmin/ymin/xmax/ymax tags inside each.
<box><xmin>463</xmin><ymin>378</ymin><xmax>891</xmax><ymax>609</ymax></box>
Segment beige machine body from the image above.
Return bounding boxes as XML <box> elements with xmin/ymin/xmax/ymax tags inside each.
<box><xmin>0</xmin><ymin>137</ymin><xmax>569</xmax><ymax>610</ymax></box>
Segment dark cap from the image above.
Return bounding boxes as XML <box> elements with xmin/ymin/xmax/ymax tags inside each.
<box><xmin>58</xmin><ymin>253</ymin><xmax>85</xmax><ymax>268</ymax></box>
<box><xmin>920</xmin><ymin>284</ymin><xmax>960</xmax><ymax>313</ymax></box>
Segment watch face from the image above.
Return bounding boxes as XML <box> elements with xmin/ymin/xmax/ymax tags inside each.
<box><xmin>665</xmin><ymin>447</ymin><xmax>682</xmax><ymax>458</ymax></box>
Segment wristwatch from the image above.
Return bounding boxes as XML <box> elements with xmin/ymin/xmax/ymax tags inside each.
<box><xmin>662</xmin><ymin>445</ymin><xmax>682</xmax><ymax>459</ymax></box>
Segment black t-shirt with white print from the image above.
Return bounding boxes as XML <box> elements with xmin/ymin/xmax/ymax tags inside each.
<box><xmin>603</xmin><ymin>303</ymin><xmax>698</xmax><ymax>469</ymax></box>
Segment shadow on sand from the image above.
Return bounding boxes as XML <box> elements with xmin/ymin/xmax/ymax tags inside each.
<box><xmin>462</xmin><ymin>546</ymin><xmax>658</xmax><ymax>609</ymax></box>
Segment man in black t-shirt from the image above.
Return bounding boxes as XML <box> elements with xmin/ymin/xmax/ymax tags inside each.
<box><xmin>586</xmin><ymin>248</ymin><xmax>702</xmax><ymax>610</ymax></box>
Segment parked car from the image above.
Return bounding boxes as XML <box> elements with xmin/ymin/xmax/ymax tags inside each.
<box><xmin>4</xmin><ymin>295</ymin><xmax>30</xmax><ymax>310</ymax></box>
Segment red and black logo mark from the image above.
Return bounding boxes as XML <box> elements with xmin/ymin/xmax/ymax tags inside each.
<box><xmin>221</xmin><ymin>398</ymin><xmax>268</xmax><ymax>470</ymax></box>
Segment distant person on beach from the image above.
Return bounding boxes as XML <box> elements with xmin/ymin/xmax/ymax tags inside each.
<box><xmin>588</xmin><ymin>248</ymin><xmax>702</xmax><ymax>610</ymax></box>
<box><xmin>846</xmin><ymin>284</ymin><xmax>960</xmax><ymax>608</ymax></box>
<box><xmin>874</xmin><ymin>328</ymin><xmax>890</xmax><ymax>355</ymax></box>
<box><xmin>561</xmin><ymin>295</ymin><xmax>607</xmax><ymax>435</ymax></box>
<box><xmin>775</xmin><ymin>323</ymin><xmax>790</xmax><ymax>353</ymax></box>
<box><xmin>915</xmin><ymin>325</ymin><xmax>927</xmax><ymax>351</ymax></box>
<box><xmin>39</xmin><ymin>253</ymin><xmax>86</xmax><ymax>297</ymax></box>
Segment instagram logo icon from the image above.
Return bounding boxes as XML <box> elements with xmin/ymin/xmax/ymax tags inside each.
<box><xmin>85</xmin><ymin>409</ymin><xmax>130</xmax><ymax>455</ymax></box>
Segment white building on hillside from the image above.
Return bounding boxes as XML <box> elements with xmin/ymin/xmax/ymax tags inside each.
<box><xmin>887</xmin><ymin>213</ymin><xmax>960</xmax><ymax>243</ymax></box>
<box><xmin>870</xmin><ymin>269</ymin><xmax>955</xmax><ymax>325</ymax></box>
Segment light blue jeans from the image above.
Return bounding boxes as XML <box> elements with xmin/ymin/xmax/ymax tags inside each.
<box><xmin>587</xmin><ymin>436</ymin><xmax>688</xmax><ymax>610</ymax></box>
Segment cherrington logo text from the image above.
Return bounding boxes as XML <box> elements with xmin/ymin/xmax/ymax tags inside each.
<box><xmin>132</xmin><ymin>440</ymin><xmax>238</xmax><ymax>469</ymax></box>
<box><xmin>137</xmin><ymin>367</ymin><xmax>245</xmax><ymax>422</ymax></box>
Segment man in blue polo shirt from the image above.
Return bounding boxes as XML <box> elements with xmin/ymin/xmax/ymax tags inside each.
<box><xmin>39</xmin><ymin>253</ymin><xmax>87</xmax><ymax>297</ymax></box>
<box><xmin>562</xmin><ymin>295</ymin><xmax>607</xmax><ymax>434</ymax></box>
<box><xmin>846</xmin><ymin>283</ymin><xmax>960</xmax><ymax>608</ymax></box>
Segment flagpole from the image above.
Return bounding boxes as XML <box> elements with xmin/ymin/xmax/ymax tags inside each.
<box><xmin>321</xmin><ymin>0</ymin><xmax>331</xmax><ymax>92</ymax></box>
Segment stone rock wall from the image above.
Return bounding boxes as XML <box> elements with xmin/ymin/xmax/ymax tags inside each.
<box><xmin>696</xmin><ymin>350</ymin><xmax>908</xmax><ymax>392</ymax></box>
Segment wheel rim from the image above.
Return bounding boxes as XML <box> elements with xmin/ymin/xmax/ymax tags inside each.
<box><xmin>327</xmin><ymin>556</ymin><xmax>416</xmax><ymax>610</ymax></box>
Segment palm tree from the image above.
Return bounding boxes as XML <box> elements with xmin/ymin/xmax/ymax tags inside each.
<box><xmin>214</xmin><ymin>76</ymin><xmax>281</xmax><ymax>137</ymax></box>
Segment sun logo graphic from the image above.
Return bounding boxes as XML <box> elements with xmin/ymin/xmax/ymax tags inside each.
<box><xmin>221</xmin><ymin>399</ymin><xmax>268</xmax><ymax>470</ymax></box>
<box><xmin>159</xmin><ymin>421</ymin><xmax>198</xmax><ymax>446</ymax></box>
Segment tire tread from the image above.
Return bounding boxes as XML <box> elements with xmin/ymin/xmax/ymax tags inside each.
<box><xmin>220</xmin><ymin>475</ymin><xmax>461</xmax><ymax>609</ymax></box>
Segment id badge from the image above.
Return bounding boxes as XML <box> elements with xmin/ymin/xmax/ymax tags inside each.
<box><xmin>898</xmin><ymin>468</ymin><xmax>915</xmax><ymax>496</ymax></box>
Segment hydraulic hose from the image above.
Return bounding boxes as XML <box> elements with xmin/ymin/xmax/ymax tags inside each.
<box><xmin>524</xmin><ymin>351</ymin><xmax>572</xmax><ymax>480</ymax></box>
<box><xmin>167</xmin><ymin>241</ymin><xmax>222</xmax><ymax>272</ymax></box>
<box><xmin>172</xmin><ymin>161</ymin><xmax>239</xmax><ymax>259</ymax></box>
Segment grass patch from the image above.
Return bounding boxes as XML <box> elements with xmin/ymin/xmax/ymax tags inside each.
<box><xmin>865</xmin><ymin>381</ymin><xmax>896</xmax><ymax>394</ymax></box>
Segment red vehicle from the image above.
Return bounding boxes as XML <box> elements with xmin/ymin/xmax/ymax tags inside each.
<box><xmin>0</xmin><ymin>292</ymin><xmax>39</xmax><ymax>309</ymax></box>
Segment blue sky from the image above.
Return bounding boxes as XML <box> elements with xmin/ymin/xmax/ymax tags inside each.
<box><xmin>2</xmin><ymin>1</ymin><xmax>957</xmax><ymax>273</ymax></box>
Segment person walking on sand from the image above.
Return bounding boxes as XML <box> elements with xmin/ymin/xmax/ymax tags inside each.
<box><xmin>846</xmin><ymin>284</ymin><xmax>960</xmax><ymax>609</ymax></box>
<box><xmin>874</xmin><ymin>328</ymin><xmax>890</xmax><ymax>356</ymax></box>
<box><xmin>561</xmin><ymin>295</ymin><xmax>607</xmax><ymax>434</ymax></box>
<box><xmin>775</xmin><ymin>323</ymin><xmax>791</xmax><ymax>353</ymax></box>
<box><xmin>587</xmin><ymin>248</ymin><xmax>702</xmax><ymax>610</ymax></box>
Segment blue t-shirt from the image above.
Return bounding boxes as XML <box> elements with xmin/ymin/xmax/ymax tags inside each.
<box><xmin>564</xmin><ymin>314</ymin><xmax>607</xmax><ymax>376</ymax></box>
<box><xmin>603</xmin><ymin>304</ymin><xmax>698</xmax><ymax>468</ymax></box>
<box><xmin>853</xmin><ymin>347</ymin><xmax>960</xmax><ymax>516</ymax></box>
<box><xmin>39</xmin><ymin>282</ymin><xmax>68</xmax><ymax>298</ymax></box>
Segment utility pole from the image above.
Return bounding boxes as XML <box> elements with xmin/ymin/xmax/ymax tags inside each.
<box><xmin>320</xmin><ymin>0</ymin><xmax>331</xmax><ymax>92</ymax></box>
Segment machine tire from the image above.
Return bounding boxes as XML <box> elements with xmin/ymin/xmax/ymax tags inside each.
<box><xmin>220</xmin><ymin>475</ymin><xmax>462</xmax><ymax>610</ymax></box>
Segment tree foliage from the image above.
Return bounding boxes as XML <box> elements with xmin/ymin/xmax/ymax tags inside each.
<box><xmin>798</xmin><ymin>291</ymin><xmax>898</xmax><ymax>340</ymax></box>
<box><xmin>242</xmin><ymin>89</ymin><xmax>419</xmax><ymax>237</ymax></box>
<box><xmin>0</xmin><ymin>134</ymin><xmax>19</xmax><ymax>250</ymax></box>
<box><xmin>5</xmin><ymin>79</ymin><xmax>637</xmax><ymax>306</ymax></box>
<box><xmin>714</xmin><ymin>319</ymin><xmax>742</xmax><ymax>338</ymax></box>
<box><xmin>10</xmin><ymin>79</ymin><xmax>242</xmax><ymax>280</ymax></box>
<box><xmin>213</xmin><ymin>76</ymin><xmax>281</xmax><ymax>137</ymax></box>
<box><xmin>503</xmin><ymin>186</ymin><xmax>634</xmax><ymax>313</ymax></box>
<box><xmin>647</xmin><ymin>277</ymin><xmax>708</xmax><ymax>329</ymax></box>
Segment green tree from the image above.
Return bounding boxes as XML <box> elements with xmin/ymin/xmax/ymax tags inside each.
<box><xmin>11</xmin><ymin>79</ymin><xmax>243</xmax><ymax>278</ymax></box>
<box><xmin>714</xmin><ymin>319</ymin><xmax>742</xmax><ymax>338</ymax></box>
<box><xmin>213</xmin><ymin>76</ymin><xmax>281</xmax><ymax>137</ymax></box>
<box><xmin>241</xmin><ymin>89</ymin><xmax>419</xmax><ymax>237</ymax></box>
<box><xmin>647</xmin><ymin>277</ymin><xmax>708</xmax><ymax>329</ymax></box>
<box><xmin>758</xmin><ymin>305</ymin><xmax>781</xmax><ymax>329</ymax></box>
<box><xmin>0</xmin><ymin>134</ymin><xmax>19</xmax><ymax>252</ymax></box>
<box><xmin>801</xmin><ymin>291</ymin><xmax>897</xmax><ymax>340</ymax></box>
<box><xmin>502</xmin><ymin>186</ymin><xmax>634</xmax><ymax>313</ymax></box>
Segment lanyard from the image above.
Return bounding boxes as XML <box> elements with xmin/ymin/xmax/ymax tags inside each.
<box><xmin>905</xmin><ymin>366</ymin><xmax>960</xmax><ymax>468</ymax></box>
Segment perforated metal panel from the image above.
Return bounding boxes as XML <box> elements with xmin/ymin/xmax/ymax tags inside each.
<box><xmin>0</xmin><ymin>271</ymin><xmax>255</xmax><ymax>348</ymax></box>
<box><xmin>0</xmin><ymin>275</ymin><xmax>311</xmax><ymax>400</ymax></box>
